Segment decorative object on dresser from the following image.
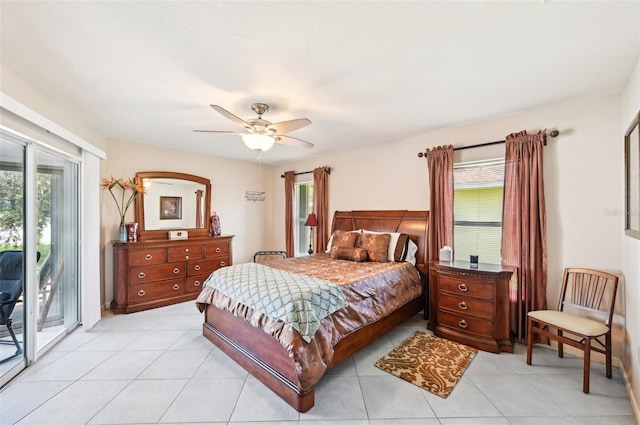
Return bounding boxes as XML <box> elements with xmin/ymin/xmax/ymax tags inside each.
<box><xmin>111</xmin><ymin>236</ymin><xmax>233</xmax><ymax>313</ymax></box>
<box><xmin>429</xmin><ymin>260</ymin><xmax>515</xmax><ymax>354</ymax></box>
<box><xmin>101</xmin><ymin>176</ymin><xmax>145</xmax><ymax>243</ymax></box>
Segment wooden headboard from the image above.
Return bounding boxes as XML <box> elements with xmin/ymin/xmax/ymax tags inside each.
<box><xmin>331</xmin><ymin>210</ymin><xmax>429</xmax><ymax>275</ymax></box>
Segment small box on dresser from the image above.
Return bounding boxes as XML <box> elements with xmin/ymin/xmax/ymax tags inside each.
<box><xmin>111</xmin><ymin>235</ymin><xmax>234</xmax><ymax>314</ymax></box>
<box><xmin>428</xmin><ymin>260</ymin><xmax>515</xmax><ymax>353</ymax></box>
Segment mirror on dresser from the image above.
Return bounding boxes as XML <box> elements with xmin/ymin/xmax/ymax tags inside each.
<box><xmin>134</xmin><ymin>171</ymin><xmax>211</xmax><ymax>240</ymax></box>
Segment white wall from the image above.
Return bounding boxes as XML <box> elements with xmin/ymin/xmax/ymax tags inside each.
<box><xmin>272</xmin><ymin>93</ymin><xmax>626</xmax><ymax>352</ymax></box>
<box><xmin>621</xmin><ymin>54</ymin><xmax>640</xmax><ymax>414</ymax></box>
<box><xmin>101</xmin><ymin>138</ymin><xmax>275</xmax><ymax>306</ymax></box>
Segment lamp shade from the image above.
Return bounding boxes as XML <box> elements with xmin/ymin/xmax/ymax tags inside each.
<box><xmin>304</xmin><ymin>213</ymin><xmax>318</xmax><ymax>227</ymax></box>
<box><xmin>241</xmin><ymin>133</ymin><xmax>276</xmax><ymax>151</ymax></box>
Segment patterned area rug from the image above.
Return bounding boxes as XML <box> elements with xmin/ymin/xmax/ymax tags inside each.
<box><xmin>375</xmin><ymin>331</ymin><xmax>477</xmax><ymax>398</ymax></box>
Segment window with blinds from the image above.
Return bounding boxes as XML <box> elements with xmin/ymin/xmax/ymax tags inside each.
<box><xmin>453</xmin><ymin>159</ymin><xmax>505</xmax><ymax>265</ymax></box>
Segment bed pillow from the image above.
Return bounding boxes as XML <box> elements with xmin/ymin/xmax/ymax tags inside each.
<box><xmin>403</xmin><ymin>239</ymin><xmax>419</xmax><ymax>266</ymax></box>
<box><xmin>325</xmin><ymin>230</ymin><xmax>361</xmax><ymax>252</ymax></box>
<box><xmin>361</xmin><ymin>230</ymin><xmax>410</xmax><ymax>262</ymax></box>
<box><xmin>330</xmin><ymin>246</ymin><xmax>368</xmax><ymax>262</ymax></box>
<box><xmin>357</xmin><ymin>232</ymin><xmax>391</xmax><ymax>262</ymax></box>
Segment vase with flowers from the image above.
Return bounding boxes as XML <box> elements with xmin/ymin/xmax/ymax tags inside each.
<box><xmin>101</xmin><ymin>176</ymin><xmax>145</xmax><ymax>242</ymax></box>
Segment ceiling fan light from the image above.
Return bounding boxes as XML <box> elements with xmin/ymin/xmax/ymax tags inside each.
<box><xmin>242</xmin><ymin>133</ymin><xmax>276</xmax><ymax>152</ymax></box>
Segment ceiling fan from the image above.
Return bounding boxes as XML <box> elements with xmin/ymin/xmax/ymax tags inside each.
<box><xmin>194</xmin><ymin>103</ymin><xmax>313</xmax><ymax>153</ymax></box>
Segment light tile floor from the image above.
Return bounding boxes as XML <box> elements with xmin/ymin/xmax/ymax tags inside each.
<box><xmin>0</xmin><ymin>301</ymin><xmax>636</xmax><ymax>425</ymax></box>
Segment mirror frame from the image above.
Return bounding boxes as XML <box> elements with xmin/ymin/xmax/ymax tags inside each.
<box><xmin>134</xmin><ymin>171</ymin><xmax>211</xmax><ymax>241</ymax></box>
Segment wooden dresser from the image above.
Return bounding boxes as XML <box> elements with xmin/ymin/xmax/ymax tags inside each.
<box><xmin>428</xmin><ymin>260</ymin><xmax>515</xmax><ymax>353</ymax></box>
<box><xmin>111</xmin><ymin>235</ymin><xmax>234</xmax><ymax>313</ymax></box>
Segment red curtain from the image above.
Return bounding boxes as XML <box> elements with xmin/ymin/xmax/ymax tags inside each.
<box><xmin>284</xmin><ymin>171</ymin><xmax>295</xmax><ymax>257</ymax></box>
<box><xmin>425</xmin><ymin>145</ymin><xmax>454</xmax><ymax>261</ymax></box>
<box><xmin>313</xmin><ymin>166</ymin><xmax>330</xmax><ymax>253</ymax></box>
<box><xmin>501</xmin><ymin>130</ymin><xmax>548</xmax><ymax>342</ymax></box>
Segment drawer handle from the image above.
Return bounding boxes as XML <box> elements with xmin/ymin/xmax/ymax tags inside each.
<box><xmin>194</xmin><ymin>280</ymin><xmax>201</xmax><ymax>287</ymax></box>
<box><xmin>185</xmin><ymin>248</ymin><xmax>189</xmax><ymax>253</ymax></box>
<box><xmin>173</xmin><ymin>267</ymin><xmax>181</xmax><ymax>274</ymax></box>
<box><xmin>144</xmin><ymin>254</ymin><xmax>153</xmax><ymax>260</ymax></box>
<box><xmin>185</xmin><ymin>255</ymin><xmax>189</xmax><ymax>260</ymax></box>
<box><xmin>172</xmin><ymin>284</ymin><xmax>180</xmax><ymax>291</ymax></box>
<box><xmin>458</xmin><ymin>320</ymin><xmax>468</xmax><ymax>329</ymax></box>
<box><xmin>137</xmin><ymin>289</ymin><xmax>146</xmax><ymax>297</ymax></box>
<box><xmin>458</xmin><ymin>301</ymin><xmax>468</xmax><ymax>310</ymax></box>
<box><xmin>458</xmin><ymin>283</ymin><xmax>468</xmax><ymax>292</ymax></box>
<box><xmin>215</xmin><ymin>247</ymin><xmax>221</xmax><ymax>253</ymax></box>
<box><xmin>194</xmin><ymin>265</ymin><xmax>201</xmax><ymax>271</ymax></box>
<box><xmin>219</xmin><ymin>261</ymin><xmax>225</xmax><ymax>267</ymax></box>
<box><xmin>137</xmin><ymin>272</ymin><xmax>146</xmax><ymax>279</ymax></box>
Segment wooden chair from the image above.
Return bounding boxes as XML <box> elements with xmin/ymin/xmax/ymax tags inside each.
<box><xmin>526</xmin><ymin>268</ymin><xmax>619</xmax><ymax>393</ymax></box>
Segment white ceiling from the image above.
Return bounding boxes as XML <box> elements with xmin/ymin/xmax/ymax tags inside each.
<box><xmin>1</xmin><ymin>1</ymin><xmax>639</xmax><ymax>164</ymax></box>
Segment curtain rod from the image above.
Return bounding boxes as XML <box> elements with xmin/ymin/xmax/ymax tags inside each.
<box><xmin>417</xmin><ymin>129</ymin><xmax>559</xmax><ymax>158</ymax></box>
<box><xmin>280</xmin><ymin>167</ymin><xmax>332</xmax><ymax>178</ymax></box>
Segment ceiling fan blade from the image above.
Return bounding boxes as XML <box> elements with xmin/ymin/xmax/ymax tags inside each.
<box><xmin>267</xmin><ymin>118</ymin><xmax>311</xmax><ymax>134</ymax></box>
<box><xmin>193</xmin><ymin>130</ymin><xmax>240</xmax><ymax>135</ymax></box>
<box><xmin>275</xmin><ymin>135</ymin><xmax>314</xmax><ymax>148</ymax></box>
<box><xmin>210</xmin><ymin>105</ymin><xmax>253</xmax><ymax>131</ymax></box>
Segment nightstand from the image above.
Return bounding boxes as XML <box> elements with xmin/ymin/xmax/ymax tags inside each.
<box><xmin>428</xmin><ymin>260</ymin><xmax>516</xmax><ymax>353</ymax></box>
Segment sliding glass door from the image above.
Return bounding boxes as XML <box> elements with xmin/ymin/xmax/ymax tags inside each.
<box><xmin>0</xmin><ymin>129</ymin><xmax>80</xmax><ymax>386</ymax></box>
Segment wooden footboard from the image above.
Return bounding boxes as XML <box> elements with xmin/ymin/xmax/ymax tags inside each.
<box><xmin>202</xmin><ymin>294</ymin><xmax>422</xmax><ymax>412</ymax></box>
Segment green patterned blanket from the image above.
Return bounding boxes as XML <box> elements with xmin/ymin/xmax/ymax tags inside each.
<box><xmin>203</xmin><ymin>262</ymin><xmax>347</xmax><ymax>342</ymax></box>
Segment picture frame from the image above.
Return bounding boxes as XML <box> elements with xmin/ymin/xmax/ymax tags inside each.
<box><xmin>625</xmin><ymin>110</ymin><xmax>640</xmax><ymax>239</ymax></box>
<box><xmin>160</xmin><ymin>196</ymin><xmax>182</xmax><ymax>220</ymax></box>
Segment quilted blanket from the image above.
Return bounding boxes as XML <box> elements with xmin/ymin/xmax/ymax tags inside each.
<box><xmin>202</xmin><ymin>262</ymin><xmax>347</xmax><ymax>342</ymax></box>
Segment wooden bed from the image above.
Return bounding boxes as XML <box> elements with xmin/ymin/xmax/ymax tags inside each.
<box><xmin>199</xmin><ymin>210</ymin><xmax>429</xmax><ymax>412</ymax></box>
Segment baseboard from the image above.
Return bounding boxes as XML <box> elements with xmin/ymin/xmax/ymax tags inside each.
<box><xmin>618</xmin><ymin>359</ymin><xmax>640</xmax><ymax>424</ymax></box>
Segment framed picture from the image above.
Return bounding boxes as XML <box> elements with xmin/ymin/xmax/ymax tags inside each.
<box><xmin>160</xmin><ymin>196</ymin><xmax>182</xmax><ymax>220</ymax></box>
<box><xmin>625</xmin><ymin>111</ymin><xmax>640</xmax><ymax>239</ymax></box>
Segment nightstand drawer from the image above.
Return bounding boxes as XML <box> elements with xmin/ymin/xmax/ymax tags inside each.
<box><xmin>439</xmin><ymin>275</ymin><xmax>494</xmax><ymax>300</ymax></box>
<box><xmin>438</xmin><ymin>310</ymin><xmax>494</xmax><ymax>338</ymax></box>
<box><xmin>439</xmin><ymin>294</ymin><xmax>494</xmax><ymax>320</ymax></box>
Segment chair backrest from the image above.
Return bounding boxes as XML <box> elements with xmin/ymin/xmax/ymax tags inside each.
<box><xmin>0</xmin><ymin>250</ymin><xmax>25</xmax><ymax>320</ymax></box>
<box><xmin>558</xmin><ymin>268</ymin><xmax>619</xmax><ymax>327</ymax></box>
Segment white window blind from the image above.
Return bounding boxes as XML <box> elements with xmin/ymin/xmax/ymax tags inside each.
<box><xmin>453</xmin><ymin>159</ymin><xmax>505</xmax><ymax>265</ymax></box>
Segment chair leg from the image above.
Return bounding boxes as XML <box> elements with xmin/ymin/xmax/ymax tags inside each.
<box><xmin>583</xmin><ymin>337</ymin><xmax>591</xmax><ymax>394</ymax></box>
<box><xmin>526</xmin><ymin>317</ymin><xmax>534</xmax><ymax>365</ymax></box>
<box><xmin>558</xmin><ymin>329</ymin><xmax>564</xmax><ymax>358</ymax></box>
<box><xmin>605</xmin><ymin>332</ymin><xmax>612</xmax><ymax>379</ymax></box>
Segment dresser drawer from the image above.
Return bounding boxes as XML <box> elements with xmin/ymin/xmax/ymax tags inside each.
<box><xmin>128</xmin><ymin>248</ymin><xmax>167</xmax><ymax>266</ymax></box>
<box><xmin>129</xmin><ymin>262</ymin><xmax>186</xmax><ymax>284</ymax></box>
<box><xmin>438</xmin><ymin>310</ymin><xmax>494</xmax><ymax>338</ymax></box>
<box><xmin>439</xmin><ymin>275</ymin><xmax>494</xmax><ymax>300</ymax></box>
<box><xmin>167</xmin><ymin>244</ymin><xmax>203</xmax><ymax>262</ymax></box>
<box><xmin>205</xmin><ymin>241</ymin><xmax>230</xmax><ymax>258</ymax></box>
<box><xmin>439</xmin><ymin>294</ymin><xmax>494</xmax><ymax>320</ymax></box>
<box><xmin>188</xmin><ymin>257</ymin><xmax>229</xmax><ymax>275</ymax></box>
<box><xmin>128</xmin><ymin>279</ymin><xmax>186</xmax><ymax>304</ymax></box>
<box><xmin>187</xmin><ymin>274</ymin><xmax>209</xmax><ymax>293</ymax></box>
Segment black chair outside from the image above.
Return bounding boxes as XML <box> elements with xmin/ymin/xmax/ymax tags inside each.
<box><xmin>0</xmin><ymin>250</ymin><xmax>40</xmax><ymax>363</ymax></box>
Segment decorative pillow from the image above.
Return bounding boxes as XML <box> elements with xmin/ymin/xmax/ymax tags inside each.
<box><xmin>394</xmin><ymin>233</ymin><xmax>410</xmax><ymax>262</ymax></box>
<box><xmin>330</xmin><ymin>230</ymin><xmax>359</xmax><ymax>249</ymax></box>
<box><xmin>403</xmin><ymin>239</ymin><xmax>419</xmax><ymax>266</ymax></box>
<box><xmin>325</xmin><ymin>230</ymin><xmax>361</xmax><ymax>252</ymax></box>
<box><xmin>330</xmin><ymin>246</ymin><xmax>368</xmax><ymax>262</ymax></box>
<box><xmin>357</xmin><ymin>232</ymin><xmax>391</xmax><ymax>262</ymax></box>
<box><xmin>361</xmin><ymin>230</ymin><xmax>410</xmax><ymax>262</ymax></box>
